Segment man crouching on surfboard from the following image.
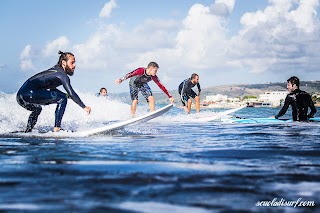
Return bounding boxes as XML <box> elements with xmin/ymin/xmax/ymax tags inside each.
<box><xmin>16</xmin><ymin>51</ymin><xmax>91</xmax><ymax>133</ymax></box>
<box><xmin>115</xmin><ymin>62</ymin><xmax>174</xmax><ymax>116</ymax></box>
<box><xmin>178</xmin><ymin>73</ymin><xmax>201</xmax><ymax>114</ymax></box>
<box><xmin>274</xmin><ymin>76</ymin><xmax>316</xmax><ymax>121</ymax></box>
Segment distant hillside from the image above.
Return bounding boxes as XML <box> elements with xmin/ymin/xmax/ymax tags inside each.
<box><xmin>112</xmin><ymin>81</ymin><xmax>320</xmax><ymax>104</ymax></box>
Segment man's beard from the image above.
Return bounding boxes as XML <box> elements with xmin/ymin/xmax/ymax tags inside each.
<box><xmin>65</xmin><ymin>65</ymin><xmax>74</xmax><ymax>76</ymax></box>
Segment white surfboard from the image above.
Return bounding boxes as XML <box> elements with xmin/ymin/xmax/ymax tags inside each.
<box><xmin>78</xmin><ymin>104</ymin><xmax>173</xmax><ymax>137</ymax></box>
<box><xmin>3</xmin><ymin>104</ymin><xmax>173</xmax><ymax>138</ymax></box>
<box><xmin>194</xmin><ymin>105</ymin><xmax>246</xmax><ymax>122</ymax></box>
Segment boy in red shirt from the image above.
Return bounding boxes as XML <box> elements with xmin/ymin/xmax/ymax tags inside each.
<box><xmin>115</xmin><ymin>62</ymin><xmax>174</xmax><ymax>115</ymax></box>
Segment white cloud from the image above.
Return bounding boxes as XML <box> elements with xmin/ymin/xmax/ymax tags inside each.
<box><xmin>20</xmin><ymin>45</ymin><xmax>32</xmax><ymax>59</ymax></box>
<box><xmin>228</xmin><ymin>0</ymin><xmax>320</xmax><ymax>75</ymax></box>
<box><xmin>18</xmin><ymin>0</ymin><xmax>320</xmax><ymax>91</ymax></box>
<box><xmin>216</xmin><ymin>0</ymin><xmax>236</xmax><ymax>11</ymax></box>
<box><xmin>43</xmin><ymin>36</ymin><xmax>70</xmax><ymax>57</ymax></box>
<box><xmin>19</xmin><ymin>45</ymin><xmax>34</xmax><ymax>70</ymax></box>
<box><xmin>73</xmin><ymin>18</ymin><xmax>179</xmax><ymax>71</ymax></box>
<box><xmin>99</xmin><ymin>0</ymin><xmax>117</xmax><ymax>18</ymax></box>
<box><xmin>175</xmin><ymin>4</ymin><xmax>228</xmax><ymax>68</ymax></box>
<box><xmin>73</xmin><ymin>24</ymin><xmax>122</xmax><ymax>70</ymax></box>
<box><xmin>79</xmin><ymin>0</ymin><xmax>320</xmax><ymax>87</ymax></box>
<box><xmin>210</xmin><ymin>0</ymin><xmax>236</xmax><ymax>16</ymax></box>
<box><xmin>289</xmin><ymin>0</ymin><xmax>319</xmax><ymax>33</ymax></box>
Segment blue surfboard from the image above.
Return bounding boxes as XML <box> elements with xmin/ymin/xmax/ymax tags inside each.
<box><xmin>222</xmin><ymin>117</ymin><xmax>320</xmax><ymax>124</ymax></box>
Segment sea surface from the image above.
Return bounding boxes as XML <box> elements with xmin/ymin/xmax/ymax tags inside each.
<box><xmin>0</xmin><ymin>92</ymin><xmax>319</xmax><ymax>213</ymax></box>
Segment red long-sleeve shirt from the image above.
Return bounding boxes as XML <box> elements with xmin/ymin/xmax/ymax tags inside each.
<box><xmin>121</xmin><ymin>67</ymin><xmax>172</xmax><ymax>98</ymax></box>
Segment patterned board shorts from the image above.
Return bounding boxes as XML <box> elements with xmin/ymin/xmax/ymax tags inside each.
<box><xmin>129</xmin><ymin>83</ymin><xmax>153</xmax><ymax>102</ymax></box>
<box><xmin>179</xmin><ymin>89</ymin><xmax>197</xmax><ymax>106</ymax></box>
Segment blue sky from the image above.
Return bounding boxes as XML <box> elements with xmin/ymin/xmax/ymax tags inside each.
<box><xmin>1</xmin><ymin>0</ymin><xmax>320</xmax><ymax>94</ymax></box>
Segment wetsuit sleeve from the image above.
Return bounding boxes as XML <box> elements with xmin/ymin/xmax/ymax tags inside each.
<box><xmin>308</xmin><ymin>94</ymin><xmax>317</xmax><ymax>118</ymax></box>
<box><xmin>61</xmin><ymin>76</ymin><xmax>86</xmax><ymax>108</ymax></box>
<box><xmin>197</xmin><ymin>83</ymin><xmax>201</xmax><ymax>93</ymax></box>
<box><xmin>152</xmin><ymin>76</ymin><xmax>172</xmax><ymax>98</ymax></box>
<box><xmin>120</xmin><ymin>68</ymin><xmax>144</xmax><ymax>81</ymax></box>
<box><xmin>275</xmin><ymin>95</ymin><xmax>291</xmax><ymax>119</ymax></box>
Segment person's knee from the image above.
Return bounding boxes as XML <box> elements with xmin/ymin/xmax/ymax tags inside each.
<box><xmin>57</xmin><ymin>93</ymin><xmax>68</xmax><ymax>105</ymax></box>
<box><xmin>148</xmin><ymin>96</ymin><xmax>154</xmax><ymax>102</ymax></box>
<box><xmin>195</xmin><ymin>96</ymin><xmax>200</xmax><ymax>102</ymax></box>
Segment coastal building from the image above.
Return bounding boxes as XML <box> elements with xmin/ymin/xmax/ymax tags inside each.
<box><xmin>204</xmin><ymin>94</ymin><xmax>228</xmax><ymax>103</ymax></box>
<box><xmin>258</xmin><ymin>91</ymin><xmax>287</xmax><ymax>107</ymax></box>
<box><xmin>203</xmin><ymin>91</ymin><xmax>287</xmax><ymax>108</ymax></box>
<box><xmin>203</xmin><ymin>95</ymin><xmax>242</xmax><ymax>108</ymax></box>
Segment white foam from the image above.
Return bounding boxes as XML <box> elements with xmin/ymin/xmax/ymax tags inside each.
<box><xmin>0</xmin><ymin>92</ymin><xmax>229</xmax><ymax>134</ymax></box>
<box><xmin>0</xmin><ymin>92</ymin><xmax>150</xmax><ymax>134</ymax></box>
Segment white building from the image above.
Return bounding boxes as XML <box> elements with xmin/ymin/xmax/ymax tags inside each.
<box><xmin>258</xmin><ymin>91</ymin><xmax>288</xmax><ymax>107</ymax></box>
<box><xmin>204</xmin><ymin>94</ymin><xmax>228</xmax><ymax>102</ymax></box>
<box><xmin>227</xmin><ymin>97</ymin><xmax>240</xmax><ymax>102</ymax></box>
<box><xmin>203</xmin><ymin>95</ymin><xmax>242</xmax><ymax>108</ymax></box>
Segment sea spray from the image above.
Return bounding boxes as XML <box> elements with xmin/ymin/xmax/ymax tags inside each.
<box><xmin>0</xmin><ymin>91</ymin><xmax>150</xmax><ymax>133</ymax></box>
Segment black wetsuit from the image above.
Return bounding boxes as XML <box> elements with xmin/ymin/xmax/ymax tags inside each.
<box><xmin>16</xmin><ymin>65</ymin><xmax>86</xmax><ymax>132</ymax></box>
<box><xmin>275</xmin><ymin>89</ymin><xmax>317</xmax><ymax>121</ymax></box>
<box><xmin>178</xmin><ymin>78</ymin><xmax>201</xmax><ymax>106</ymax></box>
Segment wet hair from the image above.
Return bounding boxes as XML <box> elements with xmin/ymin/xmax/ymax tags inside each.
<box><xmin>287</xmin><ymin>76</ymin><xmax>300</xmax><ymax>87</ymax></box>
<box><xmin>100</xmin><ymin>87</ymin><xmax>107</xmax><ymax>93</ymax></box>
<box><xmin>57</xmin><ymin>50</ymin><xmax>74</xmax><ymax>67</ymax></box>
<box><xmin>191</xmin><ymin>73</ymin><xmax>199</xmax><ymax>80</ymax></box>
<box><xmin>147</xmin><ymin>62</ymin><xmax>159</xmax><ymax>68</ymax></box>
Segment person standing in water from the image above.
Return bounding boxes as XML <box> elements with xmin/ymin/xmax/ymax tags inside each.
<box><xmin>275</xmin><ymin>76</ymin><xmax>316</xmax><ymax>121</ymax></box>
<box><xmin>178</xmin><ymin>73</ymin><xmax>201</xmax><ymax>114</ymax></box>
<box><xmin>115</xmin><ymin>62</ymin><xmax>174</xmax><ymax>116</ymax></box>
<box><xmin>16</xmin><ymin>51</ymin><xmax>91</xmax><ymax>133</ymax></box>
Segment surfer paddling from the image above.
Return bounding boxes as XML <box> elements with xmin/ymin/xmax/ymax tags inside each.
<box><xmin>16</xmin><ymin>51</ymin><xmax>91</xmax><ymax>133</ymax></box>
<box><xmin>178</xmin><ymin>73</ymin><xmax>201</xmax><ymax>114</ymax></box>
<box><xmin>275</xmin><ymin>76</ymin><xmax>316</xmax><ymax>121</ymax></box>
<box><xmin>115</xmin><ymin>62</ymin><xmax>174</xmax><ymax>116</ymax></box>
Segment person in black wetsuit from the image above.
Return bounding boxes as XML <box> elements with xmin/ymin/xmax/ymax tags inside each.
<box><xmin>16</xmin><ymin>51</ymin><xmax>91</xmax><ymax>133</ymax></box>
<box><xmin>275</xmin><ymin>76</ymin><xmax>316</xmax><ymax>121</ymax></box>
<box><xmin>178</xmin><ymin>73</ymin><xmax>201</xmax><ymax>114</ymax></box>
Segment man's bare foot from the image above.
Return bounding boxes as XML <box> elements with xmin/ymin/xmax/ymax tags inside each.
<box><xmin>53</xmin><ymin>127</ymin><xmax>61</xmax><ymax>132</ymax></box>
<box><xmin>184</xmin><ymin>107</ymin><xmax>190</xmax><ymax>114</ymax></box>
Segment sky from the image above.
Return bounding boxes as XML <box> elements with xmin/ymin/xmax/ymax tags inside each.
<box><xmin>1</xmin><ymin>0</ymin><xmax>320</xmax><ymax>94</ymax></box>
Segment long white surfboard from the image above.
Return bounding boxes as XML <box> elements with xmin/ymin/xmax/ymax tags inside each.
<box><xmin>78</xmin><ymin>104</ymin><xmax>173</xmax><ymax>137</ymax></box>
<box><xmin>3</xmin><ymin>104</ymin><xmax>173</xmax><ymax>138</ymax></box>
<box><xmin>194</xmin><ymin>105</ymin><xmax>246</xmax><ymax>122</ymax></box>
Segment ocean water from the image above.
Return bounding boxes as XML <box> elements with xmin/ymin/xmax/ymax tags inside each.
<box><xmin>0</xmin><ymin>92</ymin><xmax>319</xmax><ymax>213</ymax></box>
